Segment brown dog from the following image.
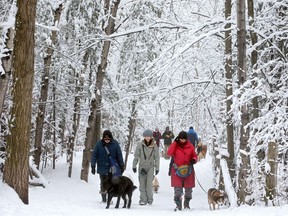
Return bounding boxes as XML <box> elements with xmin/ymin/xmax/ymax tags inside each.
<box><xmin>152</xmin><ymin>176</ymin><xmax>159</xmax><ymax>193</ymax></box>
<box><xmin>197</xmin><ymin>142</ymin><xmax>207</xmax><ymax>161</ymax></box>
<box><xmin>208</xmin><ymin>188</ymin><xmax>227</xmax><ymax>210</ymax></box>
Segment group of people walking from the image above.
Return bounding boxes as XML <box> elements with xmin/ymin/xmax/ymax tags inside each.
<box><xmin>90</xmin><ymin>126</ymin><xmax>200</xmax><ymax>210</ymax></box>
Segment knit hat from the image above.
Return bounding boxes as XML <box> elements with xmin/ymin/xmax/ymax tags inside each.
<box><xmin>143</xmin><ymin>129</ymin><xmax>153</xmax><ymax>137</ymax></box>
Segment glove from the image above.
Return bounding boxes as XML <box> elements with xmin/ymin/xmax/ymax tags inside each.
<box><xmin>132</xmin><ymin>168</ymin><xmax>137</xmax><ymax>173</ymax></box>
<box><xmin>91</xmin><ymin>166</ymin><xmax>96</xmax><ymax>175</ymax></box>
<box><xmin>121</xmin><ymin>165</ymin><xmax>125</xmax><ymax>174</ymax></box>
<box><xmin>190</xmin><ymin>159</ymin><xmax>196</xmax><ymax>165</ymax></box>
<box><xmin>155</xmin><ymin>170</ymin><xmax>159</xmax><ymax>175</ymax></box>
<box><xmin>168</xmin><ymin>169</ymin><xmax>171</xmax><ymax>176</ymax></box>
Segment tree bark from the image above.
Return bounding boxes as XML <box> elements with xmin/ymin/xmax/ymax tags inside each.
<box><xmin>236</xmin><ymin>0</ymin><xmax>251</xmax><ymax>205</ymax></box>
<box><xmin>224</xmin><ymin>0</ymin><xmax>236</xmax><ymax>188</ymax></box>
<box><xmin>52</xmin><ymin>74</ymin><xmax>57</xmax><ymax>169</ymax></box>
<box><xmin>264</xmin><ymin>141</ymin><xmax>278</xmax><ymax>206</ymax></box>
<box><xmin>247</xmin><ymin>0</ymin><xmax>259</xmax><ymax>119</ymax></box>
<box><xmin>3</xmin><ymin>0</ymin><xmax>37</xmax><ymax>204</ymax></box>
<box><xmin>124</xmin><ymin>100</ymin><xmax>137</xmax><ymax>169</ymax></box>
<box><xmin>33</xmin><ymin>4</ymin><xmax>63</xmax><ymax>169</ymax></box>
<box><xmin>68</xmin><ymin>70</ymin><xmax>83</xmax><ymax>178</ymax></box>
<box><xmin>211</xmin><ymin>136</ymin><xmax>219</xmax><ymax>185</ymax></box>
<box><xmin>81</xmin><ymin>0</ymin><xmax>121</xmax><ymax>182</ymax></box>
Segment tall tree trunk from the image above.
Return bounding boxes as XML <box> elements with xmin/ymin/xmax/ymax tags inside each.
<box><xmin>224</xmin><ymin>0</ymin><xmax>236</xmax><ymax>188</ymax></box>
<box><xmin>68</xmin><ymin>70</ymin><xmax>83</xmax><ymax>177</ymax></box>
<box><xmin>58</xmin><ymin>109</ymin><xmax>66</xmax><ymax>158</ymax></box>
<box><xmin>247</xmin><ymin>0</ymin><xmax>266</xmax><ymax>191</ymax></box>
<box><xmin>52</xmin><ymin>71</ymin><xmax>57</xmax><ymax>169</ymax></box>
<box><xmin>211</xmin><ymin>135</ymin><xmax>221</xmax><ymax>186</ymax></box>
<box><xmin>247</xmin><ymin>0</ymin><xmax>259</xmax><ymax>119</ymax></box>
<box><xmin>236</xmin><ymin>0</ymin><xmax>251</xmax><ymax>205</ymax></box>
<box><xmin>264</xmin><ymin>141</ymin><xmax>278</xmax><ymax>206</ymax></box>
<box><xmin>33</xmin><ymin>4</ymin><xmax>63</xmax><ymax>169</ymax></box>
<box><xmin>68</xmin><ymin>51</ymin><xmax>88</xmax><ymax>177</ymax></box>
<box><xmin>124</xmin><ymin>100</ymin><xmax>137</xmax><ymax>169</ymax></box>
<box><xmin>3</xmin><ymin>0</ymin><xmax>37</xmax><ymax>204</ymax></box>
<box><xmin>81</xmin><ymin>0</ymin><xmax>121</xmax><ymax>182</ymax></box>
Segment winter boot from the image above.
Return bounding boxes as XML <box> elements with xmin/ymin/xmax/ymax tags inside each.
<box><xmin>174</xmin><ymin>197</ymin><xmax>182</xmax><ymax>210</ymax></box>
<box><xmin>184</xmin><ymin>198</ymin><xmax>191</xmax><ymax>209</ymax></box>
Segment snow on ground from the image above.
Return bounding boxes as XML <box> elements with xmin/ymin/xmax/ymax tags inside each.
<box><xmin>1</xmin><ymin>151</ymin><xmax>287</xmax><ymax>216</ymax></box>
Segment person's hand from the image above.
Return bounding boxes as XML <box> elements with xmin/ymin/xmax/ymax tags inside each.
<box><xmin>121</xmin><ymin>165</ymin><xmax>125</xmax><ymax>174</ymax></box>
<box><xmin>132</xmin><ymin>168</ymin><xmax>137</xmax><ymax>173</ymax></box>
<box><xmin>190</xmin><ymin>159</ymin><xmax>196</xmax><ymax>165</ymax></box>
<box><xmin>91</xmin><ymin>166</ymin><xmax>96</xmax><ymax>175</ymax></box>
<box><xmin>168</xmin><ymin>170</ymin><xmax>171</xmax><ymax>176</ymax></box>
<box><xmin>155</xmin><ymin>170</ymin><xmax>159</xmax><ymax>175</ymax></box>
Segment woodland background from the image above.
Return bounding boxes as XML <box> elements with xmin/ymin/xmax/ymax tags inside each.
<box><xmin>0</xmin><ymin>0</ymin><xmax>287</xmax><ymax>207</ymax></box>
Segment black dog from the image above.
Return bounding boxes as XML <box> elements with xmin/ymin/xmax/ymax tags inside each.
<box><xmin>101</xmin><ymin>174</ymin><xmax>137</xmax><ymax>209</ymax></box>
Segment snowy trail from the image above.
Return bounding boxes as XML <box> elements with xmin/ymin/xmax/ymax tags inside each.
<box><xmin>2</xmin><ymin>151</ymin><xmax>288</xmax><ymax>216</ymax></box>
<box><xmin>85</xmin><ymin>152</ymin><xmax>215</xmax><ymax>214</ymax></box>
<box><xmin>31</xmin><ymin>152</ymin><xmax>215</xmax><ymax>215</ymax></box>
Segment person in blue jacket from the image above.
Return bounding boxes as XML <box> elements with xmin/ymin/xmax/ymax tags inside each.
<box><xmin>90</xmin><ymin>130</ymin><xmax>125</xmax><ymax>203</ymax></box>
<box><xmin>187</xmin><ymin>126</ymin><xmax>199</xmax><ymax>147</ymax></box>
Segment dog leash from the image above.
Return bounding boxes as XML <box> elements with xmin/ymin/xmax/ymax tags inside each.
<box><xmin>194</xmin><ymin>170</ymin><xmax>208</xmax><ymax>194</ymax></box>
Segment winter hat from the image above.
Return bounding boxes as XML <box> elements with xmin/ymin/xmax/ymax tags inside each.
<box><xmin>143</xmin><ymin>129</ymin><xmax>153</xmax><ymax>137</ymax></box>
<box><xmin>178</xmin><ymin>131</ymin><xmax>188</xmax><ymax>140</ymax></box>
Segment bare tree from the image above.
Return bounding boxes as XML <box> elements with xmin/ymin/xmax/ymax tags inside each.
<box><xmin>124</xmin><ymin>100</ymin><xmax>137</xmax><ymax>169</ymax></box>
<box><xmin>236</xmin><ymin>0</ymin><xmax>251</xmax><ymax>205</ymax></box>
<box><xmin>224</xmin><ymin>0</ymin><xmax>236</xmax><ymax>188</ymax></box>
<box><xmin>67</xmin><ymin>69</ymin><xmax>84</xmax><ymax>178</ymax></box>
<box><xmin>3</xmin><ymin>0</ymin><xmax>37</xmax><ymax>204</ymax></box>
<box><xmin>247</xmin><ymin>0</ymin><xmax>259</xmax><ymax>120</ymax></box>
<box><xmin>33</xmin><ymin>4</ymin><xmax>63</xmax><ymax>169</ymax></box>
<box><xmin>265</xmin><ymin>141</ymin><xmax>278</xmax><ymax>206</ymax></box>
<box><xmin>81</xmin><ymin>0</ymin><xmax>121</xmax><ymax>182</ymax></box>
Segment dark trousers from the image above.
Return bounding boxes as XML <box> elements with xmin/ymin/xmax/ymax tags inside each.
<box><xmin>174</xmin><ymin>187</ymin><xmax>192</xmax><ymax>199</ymax></box>
<box><xmin>99</xmin><ymin>174</ymin><xmax>107</xmax><ymax>202</ymax></box>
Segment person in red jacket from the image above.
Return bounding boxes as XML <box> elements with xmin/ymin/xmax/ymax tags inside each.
<box><xmin>152</xmin><ymin>127</ymin><xmax>161</xmax><ymax>147</ymax></box>
<box><xmin>167</xmin><ymin>131</ymin><xmax>198</xmax><ymax>210</ymax></box>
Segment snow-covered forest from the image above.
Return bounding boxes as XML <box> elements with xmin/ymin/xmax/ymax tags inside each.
<box><xmin>0</xmin><ymin>0</ymin><xmax>287</xmax><ymax>207</ymax></box>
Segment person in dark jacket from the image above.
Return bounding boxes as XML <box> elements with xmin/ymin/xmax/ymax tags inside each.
<box><xmin>161</xmin><ymin>126</ymin><xmax>174</xmax><ymax>159</ymax></box>
<box><xmin>153</xmin><ymin>127</ymin><xmax>161</xmax><ymax>147</ymax></box>
<box><xmin>90</xmin><ymin>130</ymin><xmax>125</xmax><ymax>203</ymax></box>
<box><xmin>187</xmin><ymin>126</ymin><xmax>199</xmax><ymax>147</ymax></box>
